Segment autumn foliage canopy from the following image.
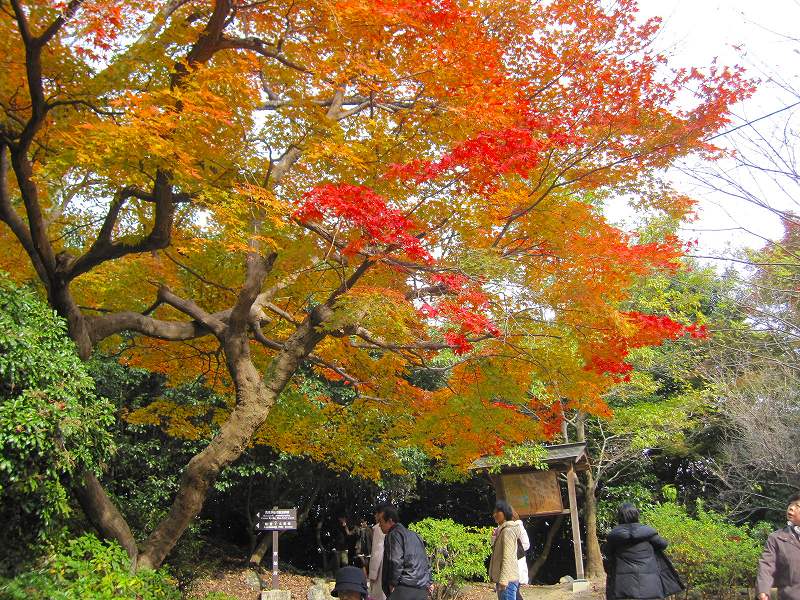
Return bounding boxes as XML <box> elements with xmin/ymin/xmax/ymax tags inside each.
<box><xmin>0</xmin><ymin>0</ymin><xmax>749</xmax><ymax>567</ymax></box>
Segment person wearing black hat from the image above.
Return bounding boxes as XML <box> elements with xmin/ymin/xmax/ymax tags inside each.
<box><xmin>332</xmin><ymin>566</ymin><xmax>370</xmax><ymax>600</ymax></box>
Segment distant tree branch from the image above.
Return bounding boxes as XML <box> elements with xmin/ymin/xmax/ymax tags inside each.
<box><xmin>65</xmin><ymin>171</ymin><xmax>177</xmax><ymax>280</ymax></box>
<box><xmin>170</xmin><ymin>0</ymin><xmax>233</xmax><ymax>88</ymax></box>
<box><xmin>228</xmin><ymin>252</ymin><xmax>278</xmax><ymax>337</ymax></box>
<box><xmin>218</xmin><ymin>35</ymin><xmax>309</xmax><ymax>72</ymax></box>
<box><xmin>158</xmin><ymin>286</ymin><xmax>228</xmax><ymax>338</ymax></box>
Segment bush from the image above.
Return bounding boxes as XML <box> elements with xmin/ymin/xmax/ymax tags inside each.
<box><xmin>0</xmin><ymin>533</ymin><xmax>180</xmax><ymax>600</ymax></box>
<box><xmin>597</xmin><ymin>480</ymin><xmax>659</xmax><ymax>535</ymax></box>
<box><xmin>410</xmin><ymin>518</ymin><xmax>492</xmax><ymax>600</ymax></box>
<box><xmin>0</xmin><ymin>274</ymin><xmax>115</xmax><ymax>572</ymax></box>
<box><xmin>643</xmin><ymin>502</ymin><xmax>762</xmax><ymax>599</ymax></box>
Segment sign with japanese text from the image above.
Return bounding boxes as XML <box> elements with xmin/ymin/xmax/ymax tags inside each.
<box><xmin>256</xmin><ymin>508</ymin><xmax>297</xmax><ymax>531</ymax></box>
<box><xmin>500</xmin><ymin>471</ymin><xmax>563</xmax><ymax>516</ymax></box>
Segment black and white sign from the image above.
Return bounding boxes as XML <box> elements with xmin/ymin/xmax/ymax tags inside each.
<box><xmin>256</xmin><ymin>508</ymin><xmax>297</xmax><ymax>531</ymax></box>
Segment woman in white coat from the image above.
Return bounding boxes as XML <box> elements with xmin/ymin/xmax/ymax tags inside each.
<box><xmin>368</xmin><ymin>516</ymin><xmax>386</xmax><ymax>600</ymax></box>
<box><xmin>512</xmin><ymin>509</ymin><xmax>530</xmax><ymax>599</ymax></box>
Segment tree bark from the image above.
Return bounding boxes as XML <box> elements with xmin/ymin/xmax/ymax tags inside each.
<box><xmin>528</xmin><ymin>515</ymin><xmax>564</xmax><ymax>582</ymax></box>
<box><xmin>49</xmin><ymin>281</ymin><xmax>95</xmax><ymax>359</ymax></box>
<box><xmin>250</xmin><ymin>531</ymin><xmax>274</xmax><ymax>567</ymax></box>
<box><xmin>581</xmin><ymin>469</ymin><xmax>605</xmax><ymax>579</ymax></box>
<box><xmin>135</xmin><ymin>354</ymin><xmax>280</xmax><ymax>569</ymax></box>
<box><xmin>575</xmin><ymin>411</ymin><xmax>604</xmax><ymax>579</ymax></box>
<box><xmin>74</xmin><ymin>471</ymin><xmax>139</xmax><ymax>562</ymax></box>
<box><xmin>136</xmin><ymin>303</ymin><xmax>329</xmax><ymax>569</ymax></box>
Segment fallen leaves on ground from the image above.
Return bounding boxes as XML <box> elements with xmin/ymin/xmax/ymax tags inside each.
<box><xmin>187</xmin><ymin>570</ymin><xmax>605</xmax><ymax>600</ymax></box>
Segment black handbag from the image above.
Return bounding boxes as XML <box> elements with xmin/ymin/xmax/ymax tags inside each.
<box><xmin>516</xmin><ymin>537</ymin><xmax>526</xmax><ymax>559</ymax></box>
<box><xmin>655</xmin><ymin>549</ymin><xmax>685</xmax><ymax>596</ymax></box>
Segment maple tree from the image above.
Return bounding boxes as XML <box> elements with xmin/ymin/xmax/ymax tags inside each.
<box><xmin>556</xmin><ymin>257</ymin><xmax>725</xmax><ymax>577</ymax></box>
<box><xmin>0</xmin><ymin>0</ymin><xmax>752</xmax><ymax>569</ymax></box>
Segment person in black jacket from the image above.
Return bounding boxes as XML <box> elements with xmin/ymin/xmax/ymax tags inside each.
<box><xmin>377</xmin><ymin>505</ymin><xmax>432</xmax><ymax>600</ymax></box>
<box><xmin>334</xmin><ymin>516</ymin><xmax>355</xmax><ymax>568</ymax></box>
<box><xmin>355</xmin><ymin>517</ymin><xmax>373</xmax><ymax>573</ymax></box>
<box><xmin>604</xmin><ymin>503</ymin><xmax>684</xmax><ymax>600</ymax></box>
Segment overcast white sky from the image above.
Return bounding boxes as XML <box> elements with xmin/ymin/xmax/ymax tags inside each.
<box><xmin>607</xmin><ymin>0</ymin><xmax>800</xmax><ymax>261</ymax></box>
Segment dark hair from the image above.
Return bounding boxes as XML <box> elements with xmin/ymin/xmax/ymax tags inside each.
<box><xmin>617</xmin><ymin>502</ymin><xmax>640</xmax><ymax>524</ymax></box>
<box><xmin>788</xmin><ymin>492</ymin><xmax>800</xmax><ymax>505</ymax></box>
<box><xmin>374</xmin><ymin>503</ymin><xmax>391</xmax><ymax>515</ymax></box>
<box><xmin>379</xmin><ymin>505</ymin><xmax>399</xmax><ymax>524</ymax></box>
<box><xmin>494</xmin><ymin>500</ymin><xmax>513</xmax><ymax>521</ymax></box>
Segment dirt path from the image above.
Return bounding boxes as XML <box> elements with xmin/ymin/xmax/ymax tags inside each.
<box><xmin>187</xmin><ymin>570</ymin><xmax>605</xmax><ymax>600</ymax></box>
<box><xmin>462</xmin><ymin>581</ymin><xmax>604</xmax><ymax>600</ymax></box>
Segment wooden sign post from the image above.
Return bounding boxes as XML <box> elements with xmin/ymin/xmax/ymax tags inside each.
<box><xmin>255</xmin><ymin>508</ymin><xmax>297</xmax><ymax>590</ymax></box>
<box><xmin>566</xmin><ymin>463</ymin><xmax>585</xmax><ymax>580</ymax></box>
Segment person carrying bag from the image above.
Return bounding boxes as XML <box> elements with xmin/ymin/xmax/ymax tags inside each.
<box><xmin>604</xmin><ymin>503</ymin><xmax>684</xmax><ymax>600</ymax></box>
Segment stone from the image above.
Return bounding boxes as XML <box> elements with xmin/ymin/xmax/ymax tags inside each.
<box><xmin>559</xmin><ymin>575</ymin><xmax>574</xmax><ymax>584</ymax></box>
<box><xmin>307</xmin><ymin>578</ymin><xmax>335</xmax><ymax>600</ymax></box>
<box><xmin>245</xmin><ymin>570</ymin><xmax>264</xmax><ymax>591</ymax></box>
<box><xmin>262</xmin><ymin>590</ymin><xmax>292</xmax><ymax>600</ymax></box>
<box><xmin>571</xmin><ymin>579</ymin><xmax>589</xmax><ymax>593</ymax></box>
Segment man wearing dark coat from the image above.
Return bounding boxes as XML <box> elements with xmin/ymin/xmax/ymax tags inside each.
<box><xmin>377</xmin><ymin>505</ymin><xmax>432</xmax><ymax>600</ymax></box>
<box><xmin>757</xmin><ymin>492</ymin><xmax>800</xmax><ymax>600</ymax></box>
<box><xmin>604</xmin><ymin>503</ymin><xmax>683</xmax><ymax>600</ymax></box>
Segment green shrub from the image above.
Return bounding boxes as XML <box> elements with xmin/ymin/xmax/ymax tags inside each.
<box><xmin>410</xmin><ymin>518</ymin><xmax>492</xmax><ymax>600</ymax></box>
<box><xmin>0</xmin><ymin>533</ymin><xmax>180</xmax><ymax>600</ymax></box>
<box><xmin>0</xmin><ymin>274</ymin><xmax>115</xmax><ymax>571</ymax></box>
<box><xmin>643</xmin><ymin>502</ymin><xmax>762</xmax><ymax>599</ymax></box>
<box><xmin>597</xmin><ymin>480</ymin><xmax>659</xmax><ymax>535</ymax></box>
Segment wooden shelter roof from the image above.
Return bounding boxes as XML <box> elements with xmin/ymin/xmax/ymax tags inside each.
<box><xmin>469</xmin><ymin>442</ymin><xmax>589</xmax><ymax>474</ymax></box>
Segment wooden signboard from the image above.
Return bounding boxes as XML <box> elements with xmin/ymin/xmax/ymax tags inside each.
<box><xmin>499</xmin><ymin>470</ymin><xmax>563</xmax><ymax>516</ymax></box>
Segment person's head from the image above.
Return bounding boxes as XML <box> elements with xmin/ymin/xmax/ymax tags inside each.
<box><xmin>359</xmin><ymin>518</ymin><xmax>368</xmax><ymax>528</ymax></box>
<box><xmin>493</xmin><ymin>500</ymin><xmax>513</xmax><ymax>525</ymax></box>
<box><xmin>787</xmin><ymin>492</ymin><xmax>800</xmax><ymax>526</ymax></box>
<box><xmin>377</xmin><ymin>505</ymin><xmax>399</xmax><ymax>534</ymax></box>
<box><xmin>374</xmin><ymin>503</ymin><xmax>390</xmax><ymax>524</ymax></box>
<box><xmin>331</xmin><ymin>566</ymin><xmax>368</xmax><ymax>600</ymax></box>
<box><xmin>617</xmin><ymin>502</ymin><xmax>640</xmax><ymax>525</ymax></box>
<box><xmin>338</xmin><ymin>515</ymin><xmax>348</xmax><ymax>526</ymax></box>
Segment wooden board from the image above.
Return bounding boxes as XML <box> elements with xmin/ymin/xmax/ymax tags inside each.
<box><xmin>500</xmin><ymin>470</ymin><xmax>563</xmax><ymax>516</ymax></box>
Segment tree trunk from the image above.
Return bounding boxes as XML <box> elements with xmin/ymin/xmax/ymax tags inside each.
<box><xmin>50</xmin><ymin>281</ymin><xmax>95</xmax><ymax>359</ymax></box>
<box><xmin>136</xmin><ymin>359</ymin><xmax>283</xmax><ymax>569</ymax></box>
<box><xmin>528</xmin><ymin>515</ymin><xmax>564</xmax><ymax>582</ymax></box>
<box><xmin>582</xmin><ymin>469</ymin><xmax>605</xmax><ymax>579</ymax></box>
<box><xmin>315</xmin><ymin>519</ymin><xmax>330</xmax><ymax>573</ymax></box>
<box><xmin>250</xmin><ymin>533</ymin><xmax>274</xmax><ymax>567</ymax></box>
<box><xmin>136</xmin><ymin>308</ymin><xmax>327</xmax><ymax>570</ymax></box>
<box><xmin>574</xmin><ymin>411</ymin><xmax>604</xmax><ymax>579</ymax></box>
<box><xmin>74</xmin><ymin>471</ymin><xmax>139</xmax><ymax>562</ymax></box>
